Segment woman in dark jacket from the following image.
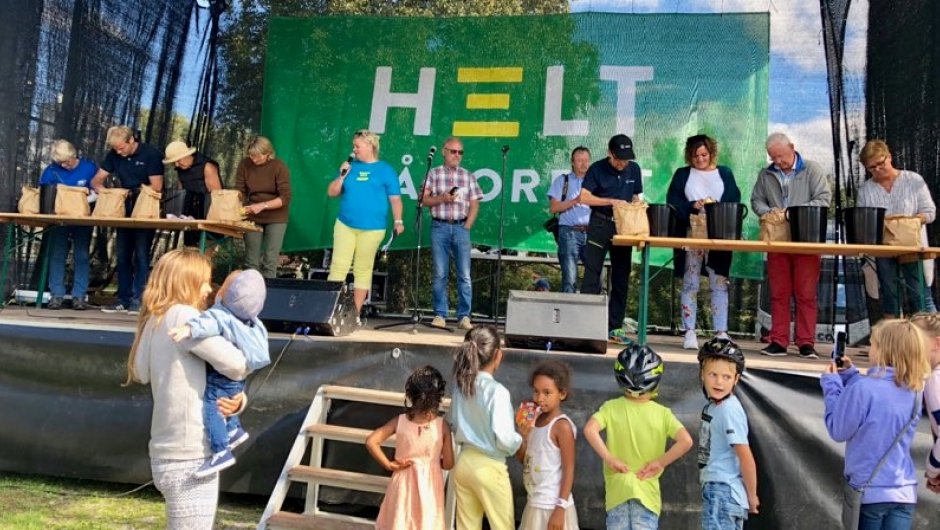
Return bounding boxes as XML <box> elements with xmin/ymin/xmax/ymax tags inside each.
<box><xmin>666</xmin><ymin>134</ymin><xmax>740</xmax><ymax>349</ymax></box>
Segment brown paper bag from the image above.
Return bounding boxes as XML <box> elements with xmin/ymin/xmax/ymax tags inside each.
<box><xmin>613</xmin><ymin>201</ymin><xmax>649</xmax><ymax>237</ymax></box>
<box><xmin>883</xmin><ymin>215</ymin><xmax>921</xmax><ymax>247</ymax></box>
<box><xmin>92</xmin><ymin>188</ymin><xmax>129</xmax><ymax>218</ymax></box>
<box><xmin>131</xmin><ymin>186</ymin><xmax>162</xmax><ymax>220</ymax></box>
<box><xmin>759</xmin><ymin>210</ymin><xmax>791</xmax><ymax>242</ymax></box>
<box><xmin>689</xmin><ymin>213</ymin><xmax>708</xmax><ymax>239</ymax></box>
<box><xmin>18</xmin><ymin>186</ymin><xmax>40</xmax><ymax>214</ymax></box>
<box><xmin>54</xmin><ymin>185</ymin><xmax>90</xmax><ymax>217</ymax></box>
<box><xmin>206</xmin><ymin>190</ymin><xmax>244</xmax><ymax>222</ymax></box>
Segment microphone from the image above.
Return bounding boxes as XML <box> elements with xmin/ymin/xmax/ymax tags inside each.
<box><xmin>340</xmin><ymin>153</ymin><xmax>354</xmax><ymax>176</ymax></box>
<box><xmin>427</xmin><ymin>146</ymin><xmax>437</xmax><ymax>161</ymax></box>
<box><xmin>501</xmin><ymin>145</ymin><xmax>510</xmax><ymax>154</ymax></box>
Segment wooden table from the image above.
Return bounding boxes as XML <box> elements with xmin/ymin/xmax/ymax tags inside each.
<box><xmin>612</xmin><ymin>235</ymin><xmax>940</xmax><ymax>344</ymax></box>
<box><xmin>0</xmin><ymin>213</ymin><xmax>260</xmax><ymax>308</ymax></box>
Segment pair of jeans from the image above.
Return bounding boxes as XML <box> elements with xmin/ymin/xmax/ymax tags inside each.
<box><xmin>606</xmin><ymin>499</ymin><xmax>658</xmax><ymax>530</ymax></box>
<box><xmin>701</xmin><ymin>482</ymin><xmax>747</xmax><ymax>530</ymax></box>
<box><xmin>557</xmin><ymin>225</ymin><xmax>586</xmax><ymax>293</ymax></box>
<box><xmin>682</xmin><ymin>249</ymin><xmax>729</xmax><ymax>332</ymax></box>
<box><xmin>767</xmin><ymin>252</ymin><xmax>820</xmax><ymax>347</ymax></box>
<box><xmin>581</xmin><ymin>213</ymin><xmax>632</xmax><ymax>331</ymax></box>
<box><xmin>431</xmin><ymin>220</ymin><xmax>472</xmax><ymax>319</ymax></box>
<box><xmin>203</xmin><ymin>367</ymin><xmax>245</xmax><ymax>454</ymax></box>
<box><xmin>48</xmin><ymin>225</ymin><xmax>92</xmax><ymax>299</ymax></box>
<box><xmin>859</xmin><ymin>502</ymin><xmax>915</xmax><ymax>530</ymax></box>
<box><xmin>116</xmin><ymin>228</ymin><xmax>155</xmax><ymax>306</ymax></box>
<box><xmin>874</xmin><ymin>257</ymin><xmax>937</xmax><ymax>317</ymax></box>
<box><xmin>244</xmin><ymin>222</ymin><xmax>287</xmax><ymax>279</ymax></box>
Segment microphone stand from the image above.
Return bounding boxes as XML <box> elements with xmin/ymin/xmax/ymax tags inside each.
<box><xmin>375</xmin><ymin>150</ymin><xmax>450</xmax><ymax>333</ymax></box>
<box><xmin>491</xmin><ymin>145</ymin><xmax>510</xmax><ymax>322</ymax></box>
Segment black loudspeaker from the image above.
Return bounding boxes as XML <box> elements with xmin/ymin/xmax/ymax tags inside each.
<box><xmin>260</xmin><ymin>279</ymin><xmax>357</xmax><ymax>336</ymax></box>
<box><xmin>504</xmin><ymin>290</ymin><xmax>608</xmax><ymax>354</ymax></box>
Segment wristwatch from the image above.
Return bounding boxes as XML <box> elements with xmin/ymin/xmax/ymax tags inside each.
<box><xmin>394</xmin><ymin>219</ymin><xmax>403</xmax><ymax>225</ymax></box>
<box><xmin>555</xmin><ymin>497</ymin><xmax>572</xmax><ymax>510</ymax></box>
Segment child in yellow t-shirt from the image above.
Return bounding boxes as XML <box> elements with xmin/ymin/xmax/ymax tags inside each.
<box><xmin>584</xmin><ymin>344</ymin><xmax>693</xmax><ymax>529</ymax></box>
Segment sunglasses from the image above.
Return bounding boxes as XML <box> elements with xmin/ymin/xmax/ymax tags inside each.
<box><xmin>445</xmin><ymin>148</ymin><xmax>464</xmax><ymax>155</ymax></box>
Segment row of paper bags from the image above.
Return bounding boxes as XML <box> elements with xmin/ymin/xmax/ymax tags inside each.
<box><xmin>18</xmin><ymin>185</ymin><xmax>245</xmax><ymax>222</ymax></box>
<box><xmin>759</xmin><ymin>210</ymin><xmax>923</xmax><ymax>247</ymax></box>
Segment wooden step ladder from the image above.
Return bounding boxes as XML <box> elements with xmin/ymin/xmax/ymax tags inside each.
<box><xmin>258</xmin><ymin>385</ymin><xmax>455</xmax><ymax>529</ymax></box>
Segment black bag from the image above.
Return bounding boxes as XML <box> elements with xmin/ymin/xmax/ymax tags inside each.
<box><xmin>543</xmin><ymin>175</ymin><xmax>570</xmax><ymax>241</ymax></box>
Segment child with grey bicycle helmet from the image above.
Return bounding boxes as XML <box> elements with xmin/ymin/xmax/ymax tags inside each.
<box><xmin>697</xmin><ymin>337</ymin><xmax>746</xmax><ymax>376</ymax></box>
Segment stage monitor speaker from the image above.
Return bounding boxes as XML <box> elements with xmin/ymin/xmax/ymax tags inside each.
<box><xmin>504</xmin><ymin>290</ymin><xmax>608</xmax><ymax>354</ymax></box>
<box><xmin>260</xmin><ymin>278</ymin><xmax>357</xmax><ymax>336</ymax></box>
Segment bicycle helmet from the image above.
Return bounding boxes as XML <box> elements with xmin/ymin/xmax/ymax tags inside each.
<box><xmin>614</xmin><ymin>344</ymin><xmax>664</xmax><ymax>397</ymax></box>
<box><xmin>697</xmin><ymin>337</ymin><xmax>746</xmax><ymax>375</ymax></box>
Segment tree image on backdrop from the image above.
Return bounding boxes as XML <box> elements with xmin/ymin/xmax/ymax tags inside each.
<box><xmin>262</xmin><ymin>13</ymin><xmax>769</xmax><ymax>278</ymax></box>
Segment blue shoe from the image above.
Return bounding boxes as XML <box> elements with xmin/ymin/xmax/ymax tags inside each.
<box><xmin>228</xmin><ymin>427</ymin><xmax>249</xmax><ymax>450</ymax></box>
<box><xmin>127</xmin><ymin>300</ymin><xmax>141</xmax><ymax>316</ymax></box>
<box><xmin>193</xmin><ymin>450</ymin><xmax>235</xmax><ymax>479</ymax></box>
<box><xmin>608</xmin><ymin>329</ymin><xmax>635</xmax><ymax>345</ymax></box>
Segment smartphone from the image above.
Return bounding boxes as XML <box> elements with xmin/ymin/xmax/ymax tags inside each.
<box><xmin>449</xmin><ymin>186</ymin><xmax>460</xmax><ymax>195</ymax></box>
<box><xmin>832</xmin><ymin>331</ymin><xmax>846</xmax><ymax>367</ymax></box>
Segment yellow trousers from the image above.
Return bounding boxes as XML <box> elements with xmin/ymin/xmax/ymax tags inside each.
<box><xmin>327</xmin><ymin>219</ymin><xmax>385</xmax><ymax>290</ymax></box>
<box><xmin>452</xmin><ymin>447</ymin><xmax>515</xmax><ymax>530</ymax></box>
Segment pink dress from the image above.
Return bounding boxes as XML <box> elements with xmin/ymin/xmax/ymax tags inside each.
<box><xmin>375</xmin><ymin>414</ymin><xmax>446</xmax><ymax>530</ymax></box>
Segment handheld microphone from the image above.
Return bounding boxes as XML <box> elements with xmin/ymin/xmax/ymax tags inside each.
<box><xmin>427</xmin><ymin>146</ymin><xmax>437</xmax><ymax>161</ymax></box>
<box><xmin>340</xmin><ymin>152</ymin><xmax>354</xmax><ymax>176</ymax></box>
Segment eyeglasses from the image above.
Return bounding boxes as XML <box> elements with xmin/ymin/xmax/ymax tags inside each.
<box><xmin>866</xmin><ymin>157</ymin><xmax>888</xmax><ymax>172</ymax></box>
<box><xmin>445</xmin><ymin>148</ymin><xmax>464</xmax><ymax>155</ymax></box>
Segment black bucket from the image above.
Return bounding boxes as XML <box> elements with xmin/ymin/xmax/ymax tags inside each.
<box><xmin>39</xmin><ymin>184</ymin><xmax>57</xmax><ymax>214</ymax></box>
<box><xmin>161</xmin><ymin>189</ymin><xmax>187</xmax><ymax>218</ymax></box>
<box><xmin>647</xmin><ymin>204</ymin><xmax>677</xmax><ymax>237</ymax></box>
<box><xmin>704</xmin><ymin>202</ymin><xmax>748</xmax><ymax>240</ymax></box>
<box><xmin>844</xmin><ymin>207</ymin><xmax>886</xmax><ymax>245</ymax></box>
<box><xmin>786</xmin><ymin>206</ymin><xmax>828</xmax><ymax>243</ymax></box>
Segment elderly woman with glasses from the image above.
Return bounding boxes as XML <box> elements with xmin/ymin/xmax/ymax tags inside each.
<box><xmin>666</xmin><ymin>134</ymin><xmax>741</xmax><ymax>350</ymax></box>
<box><xmin>858</xmin><ymin>139</ymin><xmax>937</xmax><ymax>317</ymax></box>
<box><xmin>235</xmin><ymin>136</ymin><xmax>293</xmax><ymax>278</ymax></box>
<box><xmin>327</xmin><ymin>129</ymin><xmax>404</xmax><ymax>313</ymax></box>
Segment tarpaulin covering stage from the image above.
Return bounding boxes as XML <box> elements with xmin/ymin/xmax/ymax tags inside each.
<box><xmin>0</xmin><ymin>318</ymin><xmax>937</xmax><ymax>529</ymax></box>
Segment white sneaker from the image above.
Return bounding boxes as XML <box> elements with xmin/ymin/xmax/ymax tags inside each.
<box><xmin>683</xmin><ymin>330</ymin><xmax>698</xmax><ymax>350</ymax></box>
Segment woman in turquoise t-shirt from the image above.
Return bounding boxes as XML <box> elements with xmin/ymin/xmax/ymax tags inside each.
<box><xmin>326</xmin><ymin>129</ymin><xmax>404</xmax><ymax>312</ymax></box>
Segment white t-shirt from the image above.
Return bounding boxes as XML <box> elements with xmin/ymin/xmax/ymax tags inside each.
<box><xmin>685</xmin><ymin>168</ymin><xmax>724</xmax><ymax>202</ymax></box>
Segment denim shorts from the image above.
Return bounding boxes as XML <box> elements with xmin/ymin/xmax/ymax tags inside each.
<box><xmin>607</xmin><ymin>499</ymin><xmax>659</xmax><ymax>530</ymax></box>
<box><xmin>702</xmin><ymin>482</ymin><xmax>747</xmax><ymax>530</ymax></box>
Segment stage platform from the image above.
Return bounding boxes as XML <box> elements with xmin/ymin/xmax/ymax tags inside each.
<box><xmin>0</xmin><ymin>306</ymin><xmax>934</xmax><ymax>530</ymax></box>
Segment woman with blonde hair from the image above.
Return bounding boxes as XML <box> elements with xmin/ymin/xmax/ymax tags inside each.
<box><xmin>327</xmin><ymin>129</ymin><xmax>404</xmax><ymax>312</ymax></box>
<box><xmin>125</xmin><ymin>248</ymin><xmax>249</xmax><ymax>529</ymax></box>
<box><xmin>235</xmin><ymin>135</ymin><xmax>292</xmax><ymax>278</ymax></box>
<box><xmin>822</xmin><ymin>319</ymin><xmax>929</xmax><ymax>529</ymax></box>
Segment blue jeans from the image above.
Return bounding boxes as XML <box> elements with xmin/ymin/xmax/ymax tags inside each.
<box><xmin>557</xmin><ymin>225</ymin><xmax>586</xmax><ymax>293</ymax></box>
<box><xmin>204</xmin><ymin>368</ymin><xmax>245</xmax><ymax>454</ymax></box>
<box><xmin>431</xmin><ymin>220</ymin><xmax>472</xmax><ymax>319</ymax></box>
<box><xmin>116</xmin><ymin>228</ymin><xmax>155</xmax><ymax>306</ymax></box>
<box><xmin>875</xmin><ymin>257</ymin><xmax>937</xmax><ymax>316</ymax></box>
<box><xmin>606</xmin><ymin>499</ymin><xmax>659</xmax><ymax>530</ymax></box>
<box><xmin>859</xmin><ymin>502</ymin><xmax>914</xmax><ymax>530</ymax></box>
<box><xmin>48</xmin><ymin>225</ymin><xmax>92</xmax><ymax>299</ymax></box>
<box><xmin>702</xmin><ymin>482</ymin><xmax>747</xmax><ymax>530</ymax></box>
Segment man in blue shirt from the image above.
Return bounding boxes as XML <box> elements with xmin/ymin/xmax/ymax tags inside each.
<box><xmin>91</xmin><ymin>126</ymin><xmax>164</xmax><ymax>315</ymax></box>
<box><xmin>547</xmin><ymin>146</ymin><xmax>592</xmax><ymax>293</ymax></box>
<box><xmin>579</xmin><ymin>135</ymin><xmax>644</xmax><ymax>342</ymax></box>
<box><xmin>39</xmin><ymin>140</ymin><xmax>97</xmax><ymax>310</ymax></box>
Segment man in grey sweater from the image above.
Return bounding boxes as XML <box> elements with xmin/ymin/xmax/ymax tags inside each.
<box><xmin>751</xmin><ymin>133</ymin><xmax>832</xmax><ymax>358</ymax></box>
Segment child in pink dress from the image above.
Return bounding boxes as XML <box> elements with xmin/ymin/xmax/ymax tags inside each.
<box><xmin>366</xmin><ymin>366</ymin><xmax>455</xmax><ymax>530</ymax></box>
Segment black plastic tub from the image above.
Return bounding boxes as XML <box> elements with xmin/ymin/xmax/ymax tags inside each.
<box><xmin>787</xmin><ymin>206</ymin><xmax>828</xmax><ymax>243</ymax></box>
<box><xmin>647</xmin><ymin>204</ymin><xmax>677</xmax><ymax>237</ymax></box>
<box><xmin>844</xmin><ymin>207</ymin><xmax>886</xmax><ymax>245</ymax></box>
<box><xmin>704</xmin><ymin>202</ymin><xmax>748</xmax><ymax>240</ymax></box>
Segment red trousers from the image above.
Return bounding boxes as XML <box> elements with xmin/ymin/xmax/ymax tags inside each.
<box><xmin>767</xmin><ymin>253</ymin><xmax>821</xmax><ymax>347</ymax></box>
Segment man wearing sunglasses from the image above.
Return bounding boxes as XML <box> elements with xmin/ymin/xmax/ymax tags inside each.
<box><xmin>421</xmin><ymin>137</ymin><xmax>484</xmax><ymax>330</ymax></box>
<box><xmin>751</xmin><ymin>132</ymin><xmax>831</xmax><ymax>359</ymax></box>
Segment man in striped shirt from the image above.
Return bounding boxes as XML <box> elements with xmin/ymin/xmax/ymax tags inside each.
<box><xmin>422</xmin><ymin>137</ymin><xmax>484</xmax><ymax>330</ymax></box>
<box><xmin>858</xmin><ymin>139</ymin><xmax>937</xmax><ymax>317</ymax></box>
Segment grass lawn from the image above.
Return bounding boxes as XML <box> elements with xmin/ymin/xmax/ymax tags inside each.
<box><xmin>0</xmin><ymin>471</ymin><xmax>264</xmax><ymax>529</ymax></box>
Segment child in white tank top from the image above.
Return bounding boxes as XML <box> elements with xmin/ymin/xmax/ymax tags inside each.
<box><xmin>517</xmin><ymin>360</ymin><xmax>580</xmax><ymax>530</ymax></box>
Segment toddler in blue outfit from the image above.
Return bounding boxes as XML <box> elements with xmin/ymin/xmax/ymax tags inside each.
<box><xmin>169</xmin><ymin>269</ymin><xmax>270</xmax><ymax>478</ymax></box>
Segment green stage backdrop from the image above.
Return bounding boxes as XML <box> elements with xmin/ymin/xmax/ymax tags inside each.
<box><xmin>262</xmin><ymin>13</ymin><xmax>769</xmax><ymax>278</ymax></box>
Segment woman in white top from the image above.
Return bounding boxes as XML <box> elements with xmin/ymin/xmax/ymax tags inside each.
<box><xmin>666</xmin><ymin>135</ymin><xmax>742</xmax><ymax>349</ymax></box>
<box><xmin>857</xmin><ymin>139</ymin><xmax>937</xmax><ymax>317</ymax></box>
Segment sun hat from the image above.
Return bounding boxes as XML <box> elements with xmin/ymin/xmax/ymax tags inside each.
<box><xmin>163</xmin><ymin>141</ymin><xmax>197</xmax><ymax>164</ymax></box>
